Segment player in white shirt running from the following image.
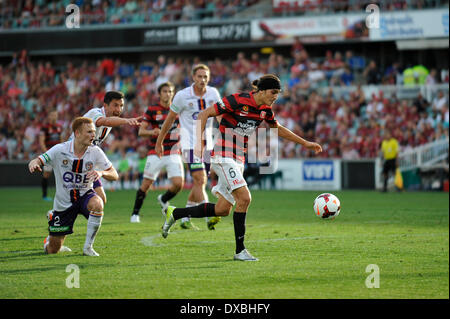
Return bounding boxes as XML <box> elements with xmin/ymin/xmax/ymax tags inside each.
<box><xmin>29</xmin><ymin>117</ymin><xmax>119</xmax><ymax>256</ymax></box>
<box><xmin>70</xmin><ymin>91</ymin><xmax>142</xmax><ymax>205</ymax></box>
<box><xmin>155</xmin><ymin>64</ymin><xmax>222</xmax><ymax>230</ymax></box>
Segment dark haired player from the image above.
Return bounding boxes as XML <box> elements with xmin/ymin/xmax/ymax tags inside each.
<box><xmin>69</xmin><ymin>90</ymin><xmax>142</xmax><ymax>205</ymax></box>
<box><xmin>161</xmin><ymin>74</ymin><xmax>322</xmax><ymax>261</ymax></box>
<box><xmin>130</xmin><ymin>82</ymin><xmax>184</xmax><ymax>223</ymax></box>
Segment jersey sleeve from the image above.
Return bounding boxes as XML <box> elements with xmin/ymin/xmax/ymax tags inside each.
<box><xmin>214</xmin><ymin>95</ymin><xmax>236</xmax><ymax>115</ymax></box>
<box><xmin>93</xmin><ymin>147</ymin><xmax>113</xmax><ymax>171</ymax></box>
<box><xmin>169</xmin><ymin>92</ymin><xmax>184</xmax><ymax>114</ymax></box>
<box><xmin>38</xmin><ymin>144</ymin><xmax>60</xmax><ymax>167</ymax></box>
<box><xmin>142</xmin><ymin>108</ymin><xmax>153</xmax><ymax>123</ymax></box>
<box><xmin>85</xmin><ymin>108</ymin><xmax>104</xmax><ymax>126</ymax></box>
<box><xmin>264</xmin><ymin>108</ymin><xmax>278</xmax><ymax>126</ymax></box>
<box><xmin>210</xmin><ymin>87</ymin><xmax>222</xmax><ymax>105</ymax></box>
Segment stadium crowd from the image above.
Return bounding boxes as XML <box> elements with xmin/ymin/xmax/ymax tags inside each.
<box><xmin>0</xmin><ymin>47</ymin><xmax>448</xmax><ymax>187</ymax></box>
<box><xmin>0</xmin><ymin>0</ymin><xmax>447</xmax><ymax>29</ymax></box>
<box><xmin>0</xmin><ymin>0</ymin><xmax>260</xmax><ymax>28</ymax></box>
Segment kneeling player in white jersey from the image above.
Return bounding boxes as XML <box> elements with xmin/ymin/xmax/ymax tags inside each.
<box><xmin>71</xmin><ymin>91</ymin><xmax>141</xmax><ymax>205</ymax></box>
<box><xmin>29</xmin><ymin>117</ymin><xmax>119</xmax><ymax>256</ymax></box>
<box><xmin>130</xmin><ymin>82</ymin><xmax>184</xmax><ymax>223</ymax></box>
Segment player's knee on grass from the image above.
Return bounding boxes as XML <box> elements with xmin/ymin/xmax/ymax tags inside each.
<box><xmin>47</xmin><ymin>235</ymin><xmax>65</xmax><ymax>254</ymax></box>
<box><xmin>87</xmin><ymin>195</ymin><xmax>104</xmax><ymax>213</ymax></box>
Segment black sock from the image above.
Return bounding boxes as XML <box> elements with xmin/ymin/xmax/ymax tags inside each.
<box><xmin>233</xmin><ymin>212</ymin><xmax>247</xmax><ymax>254</ymax></box>
<box><xmin>42</xmin><ymin>178</ymin><xmax>48</xmax><ymax>198</ymax></box>
<box><xmin>161</xmin><ymin>190</ymin><xmax>177</xmax><ymax>203</ymax></box>
<box><xmin>132</xmin><ymin>189</ymin><xmax>146</xmax><ymax>215</ymax></box>
<box><xmin>173</xmin><ymin>203</ymin><xmax>216</xmax><ymax>220</ymax></box>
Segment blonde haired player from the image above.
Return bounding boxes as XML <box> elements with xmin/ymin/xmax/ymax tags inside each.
<box><xmin>29</xmin><ymin>117</ymin><xmax>119</xmax><ymax>256</ymax></box>
<box><xmin>155</xmin><ymin>64</ymin><xmax>222</xmax><ymax>230</ymax></box>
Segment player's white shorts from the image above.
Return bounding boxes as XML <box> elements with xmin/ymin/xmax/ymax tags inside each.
<box><xmin>43</xmin><ymin>164</ymin><xmax>53</xmax><ymax>173</ymax></box>
<box><xmin>210</xmin><ymin>156</ymin><xmax>247</xmax><ymax>205</ymax></box>
<box><xmin>143</xmin><ymin>154</ymin><xmax>184</xmax><ymax>181</ymax></box>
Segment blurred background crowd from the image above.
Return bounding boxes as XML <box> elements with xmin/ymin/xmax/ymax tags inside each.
<box><xmin>1</xmin><ymin>0</ymin><xmax>446</xmax><ymax>29</ymax></box>
<box><xmin>0</xmin><ymin>47</ymin><xmax>448</xmax><ymax>162</ymax></box>
<box><xmin>0</xmin><ymin>0</ymin><xmax>448</xmax><ymax>190</ymax></box>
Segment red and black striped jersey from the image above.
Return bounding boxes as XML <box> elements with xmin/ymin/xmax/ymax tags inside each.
<box><xmin>40</xmin><ymin>123</ymin><xmax>62</xmax><ymax>149</ymax></box>
<box><xmin>143</xmin><ymin>104</ymin><xmax>180</xmax><ymax>156</ymax></box>
<box><xmin>212</xmin><ymin>92</ymin><xmax>278</xmax><ymax>163</ymax></box>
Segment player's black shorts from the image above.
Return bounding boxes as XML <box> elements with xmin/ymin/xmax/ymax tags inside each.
<box><xmin>383</xmin><ymin>159</ymin><xmax>397</xmax><ymax>175</ymax></box>
<box><xmin>182</xmin><ymin>149</ymin><xmax>211</xmax><ymax>174</ymax></box>
<box><xmin>48</xmin><ymin>189</ymin><xmax>96</xmax><ymax>236</ymax></box>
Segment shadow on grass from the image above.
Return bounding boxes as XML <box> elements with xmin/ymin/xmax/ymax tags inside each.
<box><xmin>0</xmin><ymin>235</ymin><xmax>47</xmax><ymax>242</ymax></box>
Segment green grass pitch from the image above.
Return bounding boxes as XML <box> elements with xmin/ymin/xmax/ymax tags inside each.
<box><xmin>0</xmin><ymin>187</ymin><xmax>448</xmax><ymax>299</ymax></box>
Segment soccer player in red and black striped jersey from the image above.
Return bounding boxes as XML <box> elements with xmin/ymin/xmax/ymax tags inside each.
<box><xmin>161</xmin><ymin>74</ymin><xmax>322</xmax><ymax>261</ymax></box>
<box><xmin>39</xmin><ymin>110</ymin><xmax>63</xmax><ymax>201</ymax></box>
<box><xmin>130</xmin><ymin>82</ymin><xmax>184</xmax><ymax>223</ymax></box>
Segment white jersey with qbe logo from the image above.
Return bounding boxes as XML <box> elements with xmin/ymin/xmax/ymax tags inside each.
<box><xmin>69</xmin><ymin>107</ymin><xmax>112</xmax><ymax>146</ymax></box>
<box><xmin>39</xmin><ymin>140</ymin><xmax>112</xmax><ymax>212</ymax></box>
<box><xmin>170</xmin><ymin>85</ymin><xmax>221</xmax><ymax>151</ymax></box>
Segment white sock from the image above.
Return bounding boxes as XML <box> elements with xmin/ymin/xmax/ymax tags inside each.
<box><xmin>84</xmin><ymin>212</ymin><xmax>103</xmax><ymax>250</ymax></box>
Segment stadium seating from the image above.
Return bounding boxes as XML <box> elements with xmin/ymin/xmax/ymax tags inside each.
<box><xmin>0</xmin><ymin>48</ymin><xmax>448</xmax><ymax>164</ymax></box>
<box><xmin>1</xmin><ymin>0</ymin><xmax>446</xmax><ymax>29</ymax></box>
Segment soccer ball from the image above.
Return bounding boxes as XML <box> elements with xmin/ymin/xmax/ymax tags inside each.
<box><xmin>313</xmin><ymin>193</ymin><xmax>341</xmax><ymax>219</ymax></box>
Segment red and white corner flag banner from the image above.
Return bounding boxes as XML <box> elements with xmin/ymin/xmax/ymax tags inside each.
<box><xmin>369</xmin><ymin>8</ymin><xmax>449</xmax><ymax>41</ymax></box>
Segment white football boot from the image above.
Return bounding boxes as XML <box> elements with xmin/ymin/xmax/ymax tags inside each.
<box><xmin>234</xmin><ymin>249</ymin><xmax>258</xmax><ymax>261</ymax></box>
<box><xmin>83</xmin><ymin>246</ymin><xmax>100</xmax><ymax>256</ymax></box>
<box><xmin>130</xmin><ymin>214</ymin><xmax>141</xmax><ymax>223</ymax></box>
<box><xmin>157</xmin><ymin>194</ymin><xmax>169</xmax><ymax>215</ymax></box>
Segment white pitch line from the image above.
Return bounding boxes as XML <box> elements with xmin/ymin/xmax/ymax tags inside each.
<box><xmin>140</xmin><ymin>232</ymin><xmax>447</xmax><ymax>247</ymax></box>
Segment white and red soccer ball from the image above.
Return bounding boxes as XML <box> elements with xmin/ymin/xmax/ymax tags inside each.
<box><xmin>314</xmin><ymin>193</ymin><xmax>341</xmax><ymax>219</ymax></box>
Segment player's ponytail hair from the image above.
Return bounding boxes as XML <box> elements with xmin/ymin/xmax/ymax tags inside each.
<box><xmin>72</xmin><ymin>117</ymin><xmax>93</xmax><ymax>134</ymax></box>
<box><xmin>251</xmin><ymin>79</ymin><xmax>259</xmax><ymax>92</ymax></box>
<box><xmin>252</xmin><ymin>74</ymin><xmax>281</xmax><ymax>92</ymax></box>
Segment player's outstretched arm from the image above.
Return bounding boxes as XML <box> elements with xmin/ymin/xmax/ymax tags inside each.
<box><xmin>272</xmin><ymin>122</ymin><xmax>322</xmax><ymax>154</ymax></box>
<box><xmin>96</xmin><ymin>116</ymin><xmax>142</xmax><ymax>127</ymax></box>
<box><xmin>194</xmin><ymin>106</ymin><xmax>219</xmax><ymax>158</ymax></box>
<box><xmin>28</xmin><ymin>158</ymin><xmax>43</xmax><ymax>173</ymax></box>
<box><xmin>155</xmin><ymin>110</ymin><xmax>178</xmax><ymax>158</ymax></box>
